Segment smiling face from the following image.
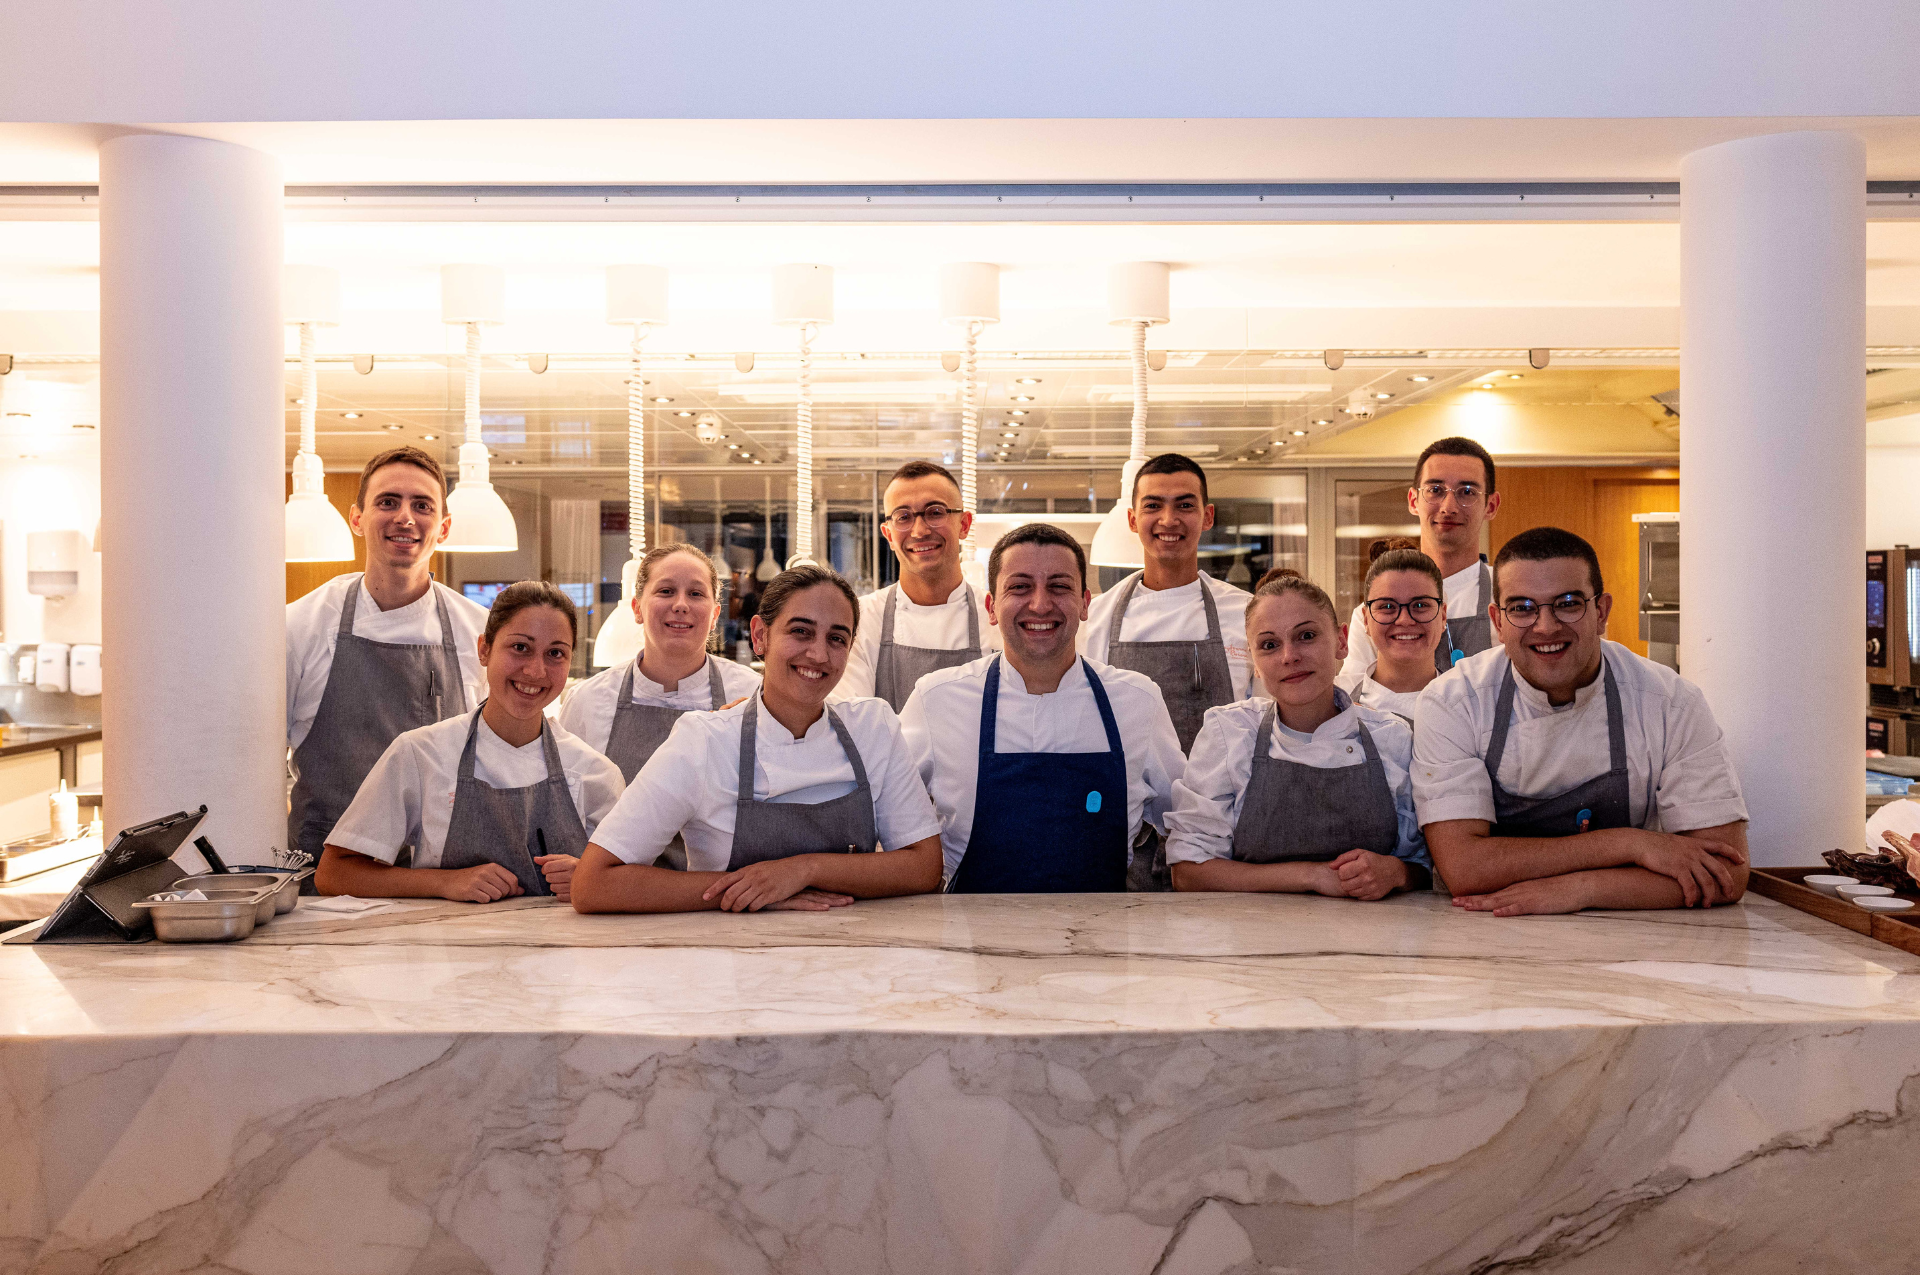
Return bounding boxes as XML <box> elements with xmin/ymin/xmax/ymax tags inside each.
<box><xmin>350</xmin><ymin>462</ymin><xmax>449</xmax><ymax>570</ymax></box>
<box><xmin>985</xmin><ymin>542</ymin><xmax>1089</xmax><ymax>669</ymax></box>
<box><xmin>638</xmin><ymin>549</ymin><xmax>719</xmax><ymax>661</ymax></box>
<box><xmin>750</xmin><ymin>582</ymin><xmax>855</xmax><ymax>711</ymax></box>
<box><xmin>881</xmin><ymin>471</ymin><xmax>971</xmax><ymax>585</ymax></box>
<box><xmin>1494</xmin><ymin>556</ymin><xmax>1611</xmax><ymax>699</ymax></box>
<box><xmin>1128</xmin><ymin>470</ymin><xmax>1213</xmax><ymax>572</ymax></box>
<box><xmin>1363</xmin><ymin>568</ymin><xmax>1445</xmax><ymax>668</ymax></box>
<box><xmin>479</xmin><ymin>605</ymin><xmax>575</xmax><ymax>721</ymax></box>
<box><xmin>1248</xmin><ymin>590</ymin><xmax>1346</xmax><ymax>709</ymax></box>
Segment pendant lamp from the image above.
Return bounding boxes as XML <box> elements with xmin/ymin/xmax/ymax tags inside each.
<box><xmin>1089</xmin><ymin>262</ymin><xmax>1171</xmax><ymax>568</ymax></box>
<box><xmin>939</xmin><ymin>263</ymin><xmax>1000</xmax><ymax>553</ymax></box>
<box><xmin>437</xmin><ymin>264</ymin><xmax>518</xmax><ymax>553</ymax></box>
<box><xmin>282</xmin><ymin>265</ymin><xmax>355</xmax><ymax>562</ymax></box>
<box><xmin>756</xmin><ymin>475</ymin><xmax>781</xmax><ymax>581</ymax></box>
<box><xmin>591</xmin><ymin>264</ymin><xmax>669</xmax><ymax>667</ymax></box>
<box><xmin>773</xmin><ymin>264</ymin><xmax>833</xmax><ymax>567</ymax></box>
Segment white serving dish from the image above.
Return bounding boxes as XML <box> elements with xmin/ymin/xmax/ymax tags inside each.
<box><xmin>1837</xmin><ymin>883</ymin><xmax>1895</xmax><ymax>900</ymax></box>
<box><xmin>1803</xmin><ymin>874</ymin><xmax>1858</xmax><ymax>897</ymax></box>
<box><xmin>1852</xmin><ymin>896</ymin><xmax>1916</xmax><ymax>914</ymax></box>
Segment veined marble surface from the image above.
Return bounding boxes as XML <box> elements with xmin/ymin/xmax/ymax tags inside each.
<box><xmin>5</xmin><ymin>893</ymin><xmax>1920</xmax><ymax>1273</ymax></box>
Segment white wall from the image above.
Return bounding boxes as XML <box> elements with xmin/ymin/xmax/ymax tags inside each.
<box><xmin>1867</xmin><ymin>445</ymin><xmax>1920</xmax><ymax>550</ymax></box>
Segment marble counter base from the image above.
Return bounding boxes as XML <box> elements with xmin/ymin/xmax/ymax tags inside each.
<box><xmin>5</xmin><ymin>893</ymin><xmax>1920</xmax><ymax>1273</ymax></box>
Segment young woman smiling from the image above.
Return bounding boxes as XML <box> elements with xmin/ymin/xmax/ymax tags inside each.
<box><xmin>571</xmin><ymin>565</ymin><xmax>944</xmax><ymax>914</ymax></box>
<box><xmin>1340</xmin><ymin>541</ymin><xmax>1447</xmax><ymax>722</ymax></box>
<box><xmin>1166</xmin><ymin>569</ymin><xmax>1432</xmax><ymax>900</ymax></box>
<box><xmin>318</xmin><ymin>581</ymin><xmax>625</xmax><ymax>904</ymax></box>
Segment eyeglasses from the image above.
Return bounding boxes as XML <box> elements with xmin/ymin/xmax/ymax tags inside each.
<box><xmin>1363</xmin><ymin>596</ymin><xmax>1442</xmax><ymax>624</ymax></box>
<box><xmin>1499</xmin><ymin>593</ymin><xmax>1592</xmax><ymax>628</ymax></box>
<box><xmin>884</xmin><ymin>503</ymin><xmax>957</xmax><ymax>530</ymax></box>
<box><xmin>1414</xmin><ymin>482</ymin><xmax>1486</xmax><ymax>507</ymax></box>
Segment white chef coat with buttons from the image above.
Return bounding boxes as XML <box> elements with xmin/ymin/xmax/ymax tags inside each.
<box><xmin>1336</xmin><ymin>663</ymin><xmax>1427</xmax><ymax>722</ymax></box>
<box><xmin>1081</xmin><ymin>573</ymin><xmax>1260</xmax><ymax>702</ymax></box>
<box><xmin>557</xmin><ymin>649</ymin><xmax>763</xmax><ymax>755</ymax></box>
<box><xmin>1339</xmin><ymin>558</ymin><xmax>1483</xmax><ymax>688</ymax></box>
<box><xmin>831</xmin><ymin>581</ymin><xmax>1001</xmax><ymax>703</ymax></box>
<box><xmin>1411</xmin><ymin>641</ymin><xmax>1748</xmax><ymax>833</ymax></box>
<box><xmin>325</xmin><ymin>714</ymin><xmax>625</xmax><ymax>869</ymax></box>
<box><xmin>899</xmin><ymin>654</ymin><xmax>1186</xmax><ymax>881</ymax></box>
<box><xmin>590</xmin><ymin>692</ymin><xmax>942</xmax><ymax>870</ymax></box>
<box><xmin>1164</xmin><ymin>691</ymin><xmax>1428</xmax><ymax>866</ymax></box>
<box><xmin>286</xmin><ymin>575</ymin><xmax>489</xmax><ymax>750</ymax></box>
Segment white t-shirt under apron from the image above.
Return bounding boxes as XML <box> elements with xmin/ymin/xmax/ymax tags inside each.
<box><xmin>590</xmin><ymin>693</ymin><xmax>943</xmax><ymax>871</ymax></box>
<box><xmin>558</xmin><ymin>650</ymin><xmax>762</xmax><ymax>755</ymax></box>
<box><xmin>1081</xmin><ymin>573</ymin><xmax>1260</xmax><ymax>702</ymax></box>
<box><xmin>326</xmin><ymin>714</ymin><xmax>626</xmax><ymax>868</ymax></box>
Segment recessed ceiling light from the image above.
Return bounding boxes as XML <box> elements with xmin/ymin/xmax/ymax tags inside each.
<box><xmin>343</xmin><ymin>411</ymin><xmax>362</xmax><ymax>419</ymax></box>
<box><xmin>653</xmin><ymin>396</ymin><xmax>672</xmax><ymax>403</ymax></box>
<box><xmin>676</xmin><ymin>411</ymin><xmax>694</xmax><ymax>417</ymax></box>
<box><xmin>727</xmin><ymin>443</ymin><xmax>740</xmax><ymax>450</ymax></box>
<box><xmin>1480</xmin><ymin>383</ymin><xmax>1495</xmax><ymax>390</ymax></box>
<box><xmin>423</xmin><ymin>434</ymin><xmax>438</xmax><ymax>441</ymax></box>
<box><xmin>1374</xmin><ymin>392</ymin><xmax>1392</xmax><ymax>401</ymax></box>
<box><xmin>292</xmin><ymin>398</ymin><xmax>306</xmax><ymax>407</ymax></box>
<box><xmin>1313</xmin><ymin>418</ymin><xmax>1331</xmax><ymax>425</ymax></box>
<box><xmin>506</xmin><ymin>459</ymin><xmax>523</xmax><ymax>465</ymax></box>
<box><xmin>1408</xmin><ymin>375</ymin><xmax>1432</xmax><ymax>383</ymax></box>
<box><xmin>1508</xmin><ymin>373</ymin><xmax>1523</xmax><ymax>380</ymax></box>
<box><xmin>1008</xmin><ymin>409</ymin><xmax>1028</xmax><ymax>417</ymax></box>
<box><xmin>1290</xmin><ymin>429</ymin><xmax>1308</xmax><ymax>436</ymax></box>
<box><xmin>1012</xmin><ymin>395</ymin><xmax>1035</xmax><ymax>403</ymax></box>
<box><xmin>384</xmin><ymin>424</ymin><xmax>402</xmax><ymax>431</ymax></box>
<box><xmin>1001</xmin><ymin>431</ymin><xmax>1018</xmax><ymax>439</ymax></box>
<box><xmin>1014</xmin><ymin>377</ymin><xmax>1041</xmax><ymax>385</ymax></box>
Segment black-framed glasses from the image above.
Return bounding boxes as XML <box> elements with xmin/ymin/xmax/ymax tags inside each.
<box><xmin>1500</xmin><ymin>593</ymin><xmax>1591</xmax><ymax>628</ymax></box>
<box><xmin>1363</xmin><ymin>596</ymin><xmax>1442</xmax><ymax>624</ymax></box>
<box><xmin>884</xmin><ymin>503</ymin><xmax>956</xmax><ymax>530</ymax></box>
<box><xmin>1414</xmin><ymin>482</ymin><xmax>1486</xmax><ymax>507</ymax></box>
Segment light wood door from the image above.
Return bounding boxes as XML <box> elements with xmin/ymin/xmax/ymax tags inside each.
<box><xmin>1591</xmin><ymin>477</ymin><xmax>1678</xmax><ymax>656</ymax></box>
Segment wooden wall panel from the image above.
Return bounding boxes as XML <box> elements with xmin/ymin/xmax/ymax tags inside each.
<box><xmin>284</xmin><ymin>472</ymin><xmax>450</xmax><ymax>603</ymax></box>
<box><xmin>1591</xmin><ymin>476</ymin><xmax>1678</xmax><ymax>656</ymax></box>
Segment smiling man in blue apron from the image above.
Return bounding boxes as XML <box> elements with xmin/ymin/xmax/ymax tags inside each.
<box><xmin>1341</xmin><ymin>436</ymin><xmax>1503</xmax><ymax>685</ymax></box>
<box><xmin>1414</xmin><ymin>527</ymin><xmax>1750</xmax><ymax>916</ymax></box>
<box><xmin>833</xmin><ymin>460</ymin><xmax>998</xmax><ymax>712</ymax></box>
<box><xmin>285</xmin><ymin>447</ymin><xmax>489</xmax><ymax>879</ymax></box>
<box><xmin>901</xmin><ymin>523</ymin><xmax>1184</xmax><ymax>893</ymax></box>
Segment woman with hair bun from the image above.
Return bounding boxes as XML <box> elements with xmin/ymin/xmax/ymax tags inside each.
<box><xmin>571</xmin><ymin>565</ymin><xmax>944</xmax><ymax>914</ymax></box>
<box><xmin>318</xmin><ymin>581</ymin><xmax>625</xmax><ymax>903</ymax></box>
<box><xmin>1339</xmin><ymin>540</ymin><xmax>1447</xmax><ymax>722</ymax></box>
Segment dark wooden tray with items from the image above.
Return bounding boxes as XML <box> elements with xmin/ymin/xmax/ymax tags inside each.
<box><xmin>1749</xmin><ymin>865</ymin><xmax>1920</xmax><ymax>958</ymax></box>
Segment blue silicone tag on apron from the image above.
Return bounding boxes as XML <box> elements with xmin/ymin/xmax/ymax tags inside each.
<box><xmin>1086</xmin><ymin>791</ymin><xmax>1102</xmax><ymax>813</ymax></box>
<box><xmin>1451</xmin><ymin>649</ymin><xmax>1466</xmax><ymax>667</ymax></box>
<box><xmin>1577</xmin><ymin>808</ymin><xmax>1592</xmax><ymax>833</ymax></box>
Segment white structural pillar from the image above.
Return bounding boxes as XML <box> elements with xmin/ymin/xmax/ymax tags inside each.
<box><xmin>100</xmin><ymin>135</ymin><xmax>286</xmax><ymax>860</ymax></box>
<box><xmin>1681</xmin><ymin>131</ymin><xmax>1865</xmax><ymax>868</ymax></box>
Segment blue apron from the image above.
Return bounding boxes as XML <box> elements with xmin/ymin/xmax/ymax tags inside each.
<box><xmin>948</xmin><ymin>656</ymin><xmax>1130</xmax><ymax>893</ymax></box>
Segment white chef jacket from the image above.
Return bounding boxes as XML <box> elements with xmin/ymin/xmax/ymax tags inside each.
<box><xmin>899</xmin><ymin>654</ymin><xmax>1186</xmax><ymax>882</ymax></box>
<box><xmin>1336</xmin><ymin>663</ymin><xmax>1427</xmax><ymax>723</ymax></box>
<box><xmin>1081</xmin><ymin>572</ymin><xmax>1260</xmax><ymax>702</ymax></box>
<box><xmin>286</xmin><ymin>575</ymin><xmax>489</xmax><ymax>750</ymax></box>
<box><xmin>1164</xmin><ymin>691</ymin><xmax>1428</xmax><ymax>867</ymax></box>
<box><xmin>557</xmin><ymin>651</ymin><xmax>762</xmax><ymax>755</ymax></box>
<box><xmin>326</xmin><ymin>713</ymin><xmax>625</xmax><ymax>869</ymax></box>
<box><xmin>590</xmin><ymin>692</ymin><xmax>942</xmax><ymax>870</ymax></box>
<box><xmin>831</xmin><ymin>581</ymin><xmax>1001</xmax><ymax>703</ymax></box>
<box><xmin>1411</xmin><ymin>641</ymin><xmax>1748</xmax><ymax>833</ymax></box>
<box><xmin>1339</xmin><ymin>557</ymin><xmax>1484</xmax><ymax>687</ymax></box>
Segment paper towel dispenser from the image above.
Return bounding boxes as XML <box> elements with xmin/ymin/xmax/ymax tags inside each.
<box><xmin>27</xmin><ymin>529</ymin><xmax>87</xmax><ymax>599</ymax></box>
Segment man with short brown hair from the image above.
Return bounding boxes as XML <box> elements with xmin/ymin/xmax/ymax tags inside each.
<box><xmin>285</xmin><ymin>447</ymin><xmax>489</xmax><ymax>870</ymax></box>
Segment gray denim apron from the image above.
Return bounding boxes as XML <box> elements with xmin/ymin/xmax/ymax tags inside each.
<box><xmin>288</xmin><ymin>578</ymin><xmax>469</xmax><ymax>882</ymax></box>
<box><xmin>1484</xmin><ymin>656</ymin><xmax>1635</xmax><ymax>838</ymax></box>
<box><xmin>439</xmin><ymin>708</ymin><xmax>590</xmax><ymax>897</ymax></box>
<box><xmin>1437</xmin><ymin>559</ymin><xmax>1495</xmax><ymax>674</ymax></box>
<box><xmin>604</xmin><ymin>656</ymin><xmax>729</xmax><ymax>872</ymax></box>
<box><xmin>1105</xmin><ymin>571</ymin><xmax>1235</xmax><ymax>891</ymax></box>
<box><xmin>1229</xmin><ymin>702</ymin><xmax>1401</xmax><ymax>863</ymax></box>
<box><xmin>727</xmin><ymin>696</ymin><xmax>879</xmax><ymax>870</ymax></box>
<box><xmin>873</xmin><ymin>584</ymin><xmax>981</xmax><ymax>713</ymax></box>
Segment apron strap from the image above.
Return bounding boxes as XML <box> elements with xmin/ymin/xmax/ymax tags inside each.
<box><xmin>1353</xmin><ymin>713</ymin><xmax>1384</xmax><ymax>765</ymax></box>
<box><xmin>1476</xmin><ymin>558</ymin><xmax>1492</xmax><ymax>615</ymax></box>
<box><xmin>537</xmin><ymin>717</ymin><xmax>567</xmax><ymax>782</ymax></box>
<box><xmin>1106</xmin><ymin>572</ymin><xmax>1143</xmax><ymax>644</ymax></box>
<box><xmin>616</xmin><ymin>659</ymin><xmax>638</xmax><ymax>708</ymax></box>
<box><xmin>1198</xmin><ymin>577</ymin><xmax>1223</xmax><ymax>641</ymax></box>
<box><xmin>706</xmin><ymin>656</ymin><xmax>727</xmax><ymax>709</ymax></box>
<box><xmin>1483</xmin><ymin>661</ymin><xmax>1520</xmax><ymax>785</ymax></box>
<box><xmin>455</xmin><ymin>706</ymin><xmax>486</xmax><ymax>782</ymax></box>
<box><xmin>431</xmin><ymin>586</ymin><xmax>461</xmax><ymax>657</ymax></box>
<box><xmin>1601</xmin><ymin>654</ymin><xmax>1629</xmax><ymax>776</ymax></box>
<box><xmin>979</xmin><ymin>655</ymin><xmax>1003</xmax><ymax>763</ymax></box>
<box><xmin>823</xmin><ymin>707</ymin><xmax>872</xmax><ymax>793</ymax></box>
<box><xmin>879</xmin><ymin>586</ymin><xmax>899</xmax><ymax>648</ymax></box>
<box><xmin>1251</xmin><ymin>701</ymin><xmax>1277</xmax><ymax>766</ymax></box>
<box><xmin>1081</xmin><ymin>659</ymin><xmax>1125</xmax><ymax>756</ymax></box>
<box><xmin>736</xmin><ymin>695</ymin><xmax>761</xmax><ymax>811</ymax></box>
<box><xmin>962</xmin><ymin>584</ymin><xmax>980</xmax><ymax>651</ymax></box>
<box><xmin>337</xmin><ymin>574</ymin><xmax>363</xmax><ymax>637</ymax></box>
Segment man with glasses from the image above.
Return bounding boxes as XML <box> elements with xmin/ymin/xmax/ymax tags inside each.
<box><xmin>1341</xmin><ymin>436</ymin><xmax>1502</xmax><ymax>685</ymax></box>
<box><xmin>834</xmin><ymin>460</ymin><xmax>997</xmax><ymax>711</ymax></box>
<box><xmin>1412</xmin><ymin>526</ymin><xmax>1749</xmax><ymax>916</ymax></box>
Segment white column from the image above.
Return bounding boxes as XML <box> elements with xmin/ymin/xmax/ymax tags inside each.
<box><xmin>1681</xmin><ymin>131</ymin><xmax>1865</xmax><ymax>867</ymax></box>
<box><xmin>100</xmin><ymin>135</ymin><xmax>286</xmax><ymax>862</ymax></box>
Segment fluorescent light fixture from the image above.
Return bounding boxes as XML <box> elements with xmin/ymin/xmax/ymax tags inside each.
<box><xmin>1290</xmin><ymin>429</ymin><xmax>1308</xmax><ymax>436</ymax></box>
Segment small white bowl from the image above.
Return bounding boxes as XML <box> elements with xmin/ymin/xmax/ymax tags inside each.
<box><xmin>1805</xmin><ymin>874</ymin><xmax>1859</xmax><ymax>897</ymax></box>
<box><xmin>1852</xmin><ymin>896</ymin><xmax>1916</xmax><ymax>914</ymax></box>
<box><xmin>1838</xmin><ymin>883</ymin><xmax>1896</xmax><ymax>900</ymax></box>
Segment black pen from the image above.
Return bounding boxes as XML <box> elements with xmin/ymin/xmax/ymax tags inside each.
<box><xmin>535</xmin><ymin>828</ymin><xmax>550</xmax><ymax>895</ymax></box>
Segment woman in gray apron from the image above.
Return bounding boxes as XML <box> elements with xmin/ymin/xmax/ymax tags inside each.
<box><xmin>1166</xmin><ymin>570</ymin><xmax>1431</xmax><ymax>898</ymax></box>
<box><xmin>1344</xmin><ymin>544</ymin><xmax>1447</xmax><ymax>723</ymax></box>
<box><xmin>571</xmin><ymin>565</ymin><xmax>944</xmax><ymax>914</ymax></box>
<box><xmin>316</xmin><ymin>582</ymin><xmax>626</xmax><ymax>904</ymax></box>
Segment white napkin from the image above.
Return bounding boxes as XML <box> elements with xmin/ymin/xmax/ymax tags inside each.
<box><xmin>301</xmin><ymin>895</ymin><xmax>402</xmax><ymax>915</ymax></box>
<box><xmin>1865</xmin><ymin>798</ymin><xmax>1920</xmax><ymax>855</ymax></box>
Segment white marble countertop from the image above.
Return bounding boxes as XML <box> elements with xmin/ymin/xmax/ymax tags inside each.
<box><xmin>7</xmin><ymin>890</ymin><xmax>1920</xmax><ymax>1040</ymax></box>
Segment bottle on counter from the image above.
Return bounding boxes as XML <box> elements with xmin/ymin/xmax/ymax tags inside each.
<box><xmin>49</xmin><ymin>781</ymin><xmax>79</xmax><ymax>841</ymax></box>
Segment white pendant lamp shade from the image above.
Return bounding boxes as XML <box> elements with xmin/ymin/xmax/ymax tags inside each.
<box><xmin>283</xmin><ymin>264</ymin><xmax>354</xmax><ymax>562</ymax></box>
<box><xmin>939</xmin><ymin>262</ymin><xmax>1001</xmax><ymax>324</ymax></box>
<box><xmin>773</xmin><ymin>263</ymin><xmax>835</xmax><ymax>326</ymax></box>
<box><xmin>592</xmin><ymin>558</ymin><xmax>645</xmax><ymax>668</ymax></box>
<box><xmin>438</xmin><ymin>264</ymin><xmax>518</xmax><ymax>552</ymax></box>
<box><xmin>606</xmin><ymin>265</ymin><xmax>669</xmax><ymax>327</ymax></box>
<box><xmin>775</xmin><ymin>264</ymin><xmax>832</xmax><ymax>565</ymax></box>
<box><xmin>1091</xmin><ymin>263</ymin><xmax>1171</xmax><ymax>568</ymax></box>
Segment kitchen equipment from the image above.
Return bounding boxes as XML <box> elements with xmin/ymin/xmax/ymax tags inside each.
<box><xmin>133</xmin><ymin>883</ymin><xmax>276</xmax><ymax>941</ymax></box>
<box><xmin>191</xmin><ymin>868</ymin><xmax>305</xmax><ymax>915</ymax></box>
<box><xmin>0</xmin><ymin>827</ymin><xmax>100</xmax><ymax>881</ymax></box>
<box><xmin>171</xmin><ymin>872</ymin><xmax>289</xmax><ymax>924</ymax></box>
<box><xmin>193</xmin><ymin>835</ymin><xmax>229</xmax><ymax>874</ymax></box>
<box><xmin>34</xmin><ymin>642</ymin><xmax>69</xmax><ymax>692</ymax></box>
<box><xmin>26</xmin><ymin>530</ymin><xmax>86</xmax><ymax>599</ymax></box>
<box><xmin>32</xmin><ymin>806</ymin><xmax>205</xmax><ymax>942</ymax></box>
<box><xmin>1634</xmin><ymin>513</ymin><xmax>1679</xmax><ymax>672</ymax></box>
<box><xmin>1867</xmin><ymin>547</ymin><xmax>1920</xmax><ymax>689</ymax></box>
<box><xmin>68</xmin><ymin>644</ymin><xmax>101</xmax><ymax>697</ymax></box>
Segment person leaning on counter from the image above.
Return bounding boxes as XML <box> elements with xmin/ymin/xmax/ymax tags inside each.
<box><xmin>900</xmin><ymin>523</ymin><xmax>1185</xmax><ymax>893</ymax></box>
<box><xmin>317</xmin><ymin>582</ymin><xmax>624</xmax><ymax>903</ymax></box>
<box><xmin>1337</xmin><ymin>539</ymin><xmax>1447</xmax><ymax>722</ymax></box>
<box><xmin>1414</xmin><ymin>526</ymin><xmax>1750</xmax><ymax>916</ymax></box>
<box><xmin>831</xmin><ymin>460</ymin><xmax>998</xmax><ymax>712</ymax></box>
<box><xmin>285</xmin><ymin>447</ymin><xmax>489</xmax><ymax>877</ymax></box>
<box><xmin>1341</xmin><ymin>436</ymin><xmax>1501</xmax><ymax>685</ymax></box>
<box><xmin>1166</xmin><ymin>569</ymin><xmax>1431</xmax><ymax>900</ymax></box>
<box><xmin>570</xmin><ymin>565</ymin><xmax>944</xmax><ymax>914</ymax></box>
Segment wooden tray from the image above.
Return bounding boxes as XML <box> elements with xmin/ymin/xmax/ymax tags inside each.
<box><xmin>1750</xmin><ymin>867</ymin><xmax>1920</xmax><ymax>958</ymax></box>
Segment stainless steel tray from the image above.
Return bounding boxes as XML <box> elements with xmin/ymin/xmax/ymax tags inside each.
<box><xmin>132</xmin><ymin>884</ymin><xmax>276</xmax><ymax>941</ymax></box>
<box><xmin>174</xmin><ymin>872</ymin><xmax>298</xmax><ymax>919</ymax></box>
